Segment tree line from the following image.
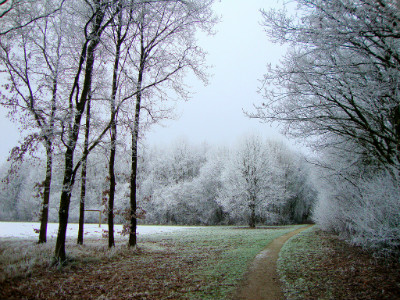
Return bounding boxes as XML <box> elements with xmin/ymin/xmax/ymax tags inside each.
<box><xmin>0</xmin><ymin>0</ymin><xmax>217</xmax><ymax>262</ymax></box>
<box><xmin>0</xmin><ymin>135</ymin><xmax>316</xmax><ymax>227</ymax></box>
<box><xmin>253</xmin><ymin>0</ymin><xmax>400</xmax><ymax>257</ymax></box>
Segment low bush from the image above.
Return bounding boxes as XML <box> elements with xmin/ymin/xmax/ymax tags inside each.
<box><xmin>314</xmin><ymin>170</ymin><xmax>400</xmax><ymax>258</ymax></box>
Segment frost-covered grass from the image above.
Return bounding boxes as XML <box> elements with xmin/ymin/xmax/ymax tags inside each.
<box><xmin>0</xmin><ymin>238</ymin><xmax>54</xmax><ymax>281</ymax></box>
<box><xmin>0</xmin><ymin>221</ymin><xmax>193</xmax><ymax>238</ymax></box>
<box><xmin>0</xmin><ymin>236</ymin><xmax>126</xmax><ymax>282</ymax></box>
<box><xmin>277</xmin><ymin>226</ymin><xmax>326</xmax><ymax>299</ymax></box>
<box><xmin>0</xmin><ymin>221</ymin><xmax>195</xmax><ymax>280</ymax></box>
<box><xmin>277</xmin><ymin>226</ymin><xmax>400</xmax><ymax>299</ymax></box>
<box><xmin>142</xmin><ymin>225</ymin><xmax>306</xmax><ymax>299</ymax></box>
<box><xmin>0</xmin><ymin>223</ymin><xmax>199</xmax><ymax>283</ymax></box>
<box><xmin>0</xmin><ymin>224</ymin><xmax>305</xmax><ymax>298</ymax></box>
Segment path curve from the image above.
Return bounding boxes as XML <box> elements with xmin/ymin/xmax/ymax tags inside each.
<box><xmin>233</xmin><ymin>225</ymin><xmax>314</xmax><ymax>300</ymax></box>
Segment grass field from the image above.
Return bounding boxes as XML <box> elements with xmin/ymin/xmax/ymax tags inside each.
<box><xmin>142</xmin><ymin>225</ymin><xmax>306</xmax><ymax>299</ymax></box>
<box><xmin>2</xmin><ymin>224</ymin><xmax>398</xmax><ymax>299</ymax></box>
<box><xmin>0</xmin><ymin>224</ymin><xmax>305</xmax><ymax>299</ymax></box>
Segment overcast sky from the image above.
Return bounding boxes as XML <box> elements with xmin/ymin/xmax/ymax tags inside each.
<box><xmin>146</xmin><ymin>0</ymin><xmax>288</xmax><ymax>147</ymax></box>
<box><xmin>0</xmin><ymin>0</ymin><xmax>289</xmax><ymax>162</ymax></box>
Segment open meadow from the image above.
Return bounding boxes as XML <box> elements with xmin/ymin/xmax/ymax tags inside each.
<box><xmin>1</xmin><ymin>224</ymin><xmax>400</xmax><ymax>299</ymax></box>
<box><xmin>0</xmin><ymin>223</ymin><xmax>302</xmax><ymax>299</ymax></box>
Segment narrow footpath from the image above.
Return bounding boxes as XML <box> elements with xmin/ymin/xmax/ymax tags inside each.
<box><xmin>234</xmin><ymin>225</ymin><xmax>314</xmax><ymax>300</ymax></box>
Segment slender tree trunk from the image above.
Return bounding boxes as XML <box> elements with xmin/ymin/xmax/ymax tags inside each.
<box><xmin>38</xmin><ymin>143</ymin><xmax>53</xmax><ymax>244</ymax></box>
<box><xmin>129</xmin><ymin>125</ymin><xmax>138</xmax><ymax>247</ymax></box>
<box><xmin>54</xmin><ymin>7</ymin><xmax>104</xmax><ymax>261</ymax></box>
<box><xmin>38</xmin><ymin>75</ymin><xmax>57</xmax><ymax>244</ymax></box>
<box><xmin>108</xmin><ymin>119</ymin><xmax>116</xmax><ymax>248</ymax></box>
<box><xmin>107</xmin><ymin>8</ymin><xmax>125</xmax><ymax>248</ymax></box>
<box><xmin>129</xmin><ymin>23</ymin><xmax>146</xmax><ymax>247</ymax></box>
<box><xmin>249</xmin><ymin>199</ymin><xmax>256</xmax><ymax>228</ymax></box>
<box><xmin>128</xmin><ymin>82</ymin><xmax>142</xmax><ymax>247</ymax></box>
<box><xmin>77</xmin><ymin>97</ymin><xmax>91</xmax><ymax>245</ymax></box>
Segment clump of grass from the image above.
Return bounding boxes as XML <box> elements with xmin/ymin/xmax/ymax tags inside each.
<box><xmin>0</xmin><ymin>236</ymin><xmax>136</xmax><ymax>282</ymax></box>
<box><xmin>0</xmin><ymin>238</ymin><xmax>54</xmax><ymax>282</ymax></box>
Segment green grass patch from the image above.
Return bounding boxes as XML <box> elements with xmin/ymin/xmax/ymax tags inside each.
<box><xmin>278</xmin><ymin>226</ymin><xmax>334</xmax><ymax>300</ymax></box>
<box><xmin>142</xmin><ymin>225</ymin><xmax>306</xmax><ymax>299</ymax></box>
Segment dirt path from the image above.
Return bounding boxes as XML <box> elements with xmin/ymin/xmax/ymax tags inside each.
<box><xmin>233</xmin><ymin>225</ymin><xmax>314</xmax><ymax>300</ymax></box>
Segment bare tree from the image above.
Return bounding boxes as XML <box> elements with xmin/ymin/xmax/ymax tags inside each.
<box><xmin>0</xmin><ymin>1</ymin><xmax>65</xmax><ymax>243</ymax></box>
<box><xmin>54</xmin><ymin>0</ymin><xmax>120</xmax><ymax>262</ymax></box>
<box><xmin>121</xmin><ymin>0</ymin><xmax>216</xmax><ymax>247</ymax></box>
<box><xmin>0</xmin><ymin>0</ymin><xmax>66</xmax><ymax>35</ymax></box>
<box><xmin>250</xmin><ymin>0</ymin><xmax>400</xmax><ymax>170</ymax></box>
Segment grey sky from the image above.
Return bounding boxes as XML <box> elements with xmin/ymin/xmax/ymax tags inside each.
<box><xmin>0</xmin><ymin>0</ymin><xmax>289</xmax><ymax>162</ymax></box>
<box><xmin>146</xmin><ymin>0</ymin><xmax>287</xmax><ymax>146</ymax></box>
<box><xmin>0</xmin><ymin>107</ymin><xmax>19</xmax><ymax>163</ymax></box>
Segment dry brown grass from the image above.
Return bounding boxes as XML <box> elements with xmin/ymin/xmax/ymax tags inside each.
<box><xmin>0</xmin><ymin>226</ymin><xmax>301</xmax><ymax>300</ymax></box>
<box><xmin>278</xmin><ymin>227</ymin><xmax>400</xmax><ymax>300</ymax></box>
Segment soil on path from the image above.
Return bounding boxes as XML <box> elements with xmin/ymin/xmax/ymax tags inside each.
<box><xmin>233</xmin><ymin>225</ymin><xmax>313</xmax><ymax>300</ymax></box>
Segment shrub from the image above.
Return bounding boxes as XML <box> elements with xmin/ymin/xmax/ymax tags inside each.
<box><xmin>314</xmin><ymin>171</ymin><xmax>400</xmax><ymax>258</ymax></box>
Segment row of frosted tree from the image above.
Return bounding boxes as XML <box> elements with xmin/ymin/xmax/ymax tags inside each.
<box><xmin>0</xmin><ymin>0</ymin><xmax>217</xmax><ymax>262</ymax></box>
<box><xmin>253</xmin><ymin>0</ymin><xmax>400</xmax><ymax>258</ymax></box>
<box><xmin>0</xmin><ymin>135</ymin><xmax>316</xmax><ymax>227</ymax></box>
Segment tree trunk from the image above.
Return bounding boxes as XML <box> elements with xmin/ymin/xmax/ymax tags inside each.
<box><xmin>38</xmin><ymin>143</ymin><xmax>53</xmax><ymax>244</ymax></box>
<box><xmin>55</xmin><ymin>147</ymin><xmax>74</xmax><ymax>262</ymax></box>
<box><xmin>129</xmin><ymin>19</ymin><xmax>145</xmax><ymax>248</ymax></box>
<box><xmin>108</xmin><ymin>120</ymin><xmax>116</xmax><ymax>248</ymax></box>
<box><xmin>107</xmin><ymin>9</ymin><xmax>125</xmax><ymax>248</ymax></box>
<box><xmin>249</xmin><ymin>200</ymin><xmax>256</xmax><ymax>228</ymax></box>
<box><xmin>129</xmin><ymin>125</ymin><xmax>138</xmax><ymax>247</ymax></box>
<box><xmin>54</xmin><ymin>5</ymin><xmax>105</xmax><ymax>261</ymax></box>
<box><xmin>77</xmin><ymin>97</ymin><xmax>91</xmax><ymax>245</ymax></box>
<box><xmin>129</xmin><ymin>91</ymin><xmax>142</xmax><ymax>246</ymax></box>
<box><xmin>38</xmin><ymin>75</ymin><xmax>57</xmax><ymax>244</ymax></box>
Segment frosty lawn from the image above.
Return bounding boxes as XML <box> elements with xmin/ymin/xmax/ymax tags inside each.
<box><xmin>0</xmin><ymin>225</ymin><xmax>306</xmax><ymax>299</ymax></box>
<box><xmin>0</xmin><ymin>222</ymin><xmax>195</xmax><ymax>239</ymax></box>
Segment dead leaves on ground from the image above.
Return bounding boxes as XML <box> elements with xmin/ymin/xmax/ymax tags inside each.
<box><xmin>286</xmin><ymin>230</ymin><xmax>400</xmax><ymax>300</ymax></box>
<box><xmin>0</xmin><ymin>244</ymin><xmax>202</xmax><ymax>300</ymax></box>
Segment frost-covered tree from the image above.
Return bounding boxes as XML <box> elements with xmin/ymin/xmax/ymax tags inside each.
<box><xmin>0</xmin><ymin>162</ymin><xmax>28</xmax><ymax>220</ymax></box>
<box><xmin>249</xmin><ymin>0</ymin><xmax>400</xmax><ymax>256</ymax></box>
<box><xmin>0</xmin><ymin>0</ymin><xmax>68</xmax><ymax>243</ymax></box>
<box><xmin>0</xmin><ymin>0</ymin><xmax>65</xmax><ymax>35</ymax></box>
<box><xmin>138</xmin><ymin>137</ymin><xmax>315</xmax><ymax>226</ymax></box>
<box><xmin>140</xmin><ymin>140</ymin><xmax>209</xmax><ymax>224</ymax></box>
<box><xmin>217</xmin><ymin>136</ymin><xmax>315</xmax><ymax>227</ymax></box>
<box><xmin>188</xmin><ymin>147</ymin><xmax>228</xmax><ymax>224</ymax></box>
<box><xmin>251</xmin><ymin>0</ymin><xmax>400</xmax><ymax>170</ymax></box>
<box><xmin>52</xmin><ymin>0</ymin><xmax>122</xmax><ymax>262</ymax></box>
<box><xmin>123</xmin><ymin>0</ymin><xmax>216</xmax><ymax>247</ymax></box>
<box><xmin>312</xmin><ymin>138</ymin><xmax>400</xmax><ymax>257</ymax></box>
<box><xmin>267</xmin><ymin>139</ymin><xmax>315</xmax><ymax>224</ymax></box>
<box><xmin>0</xmin><ymin>157</ymin><xmax>48</xmax><ymax>221</ymax></box>
<box><xmin>217</xmin><ymin>135</ymin><xmax>280</xmax><ymax>227</ymax></box>
<box><xmin>143</xmin><ymin>145</ymin><xmax>226</xmax><ymax>225</ymax></box>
